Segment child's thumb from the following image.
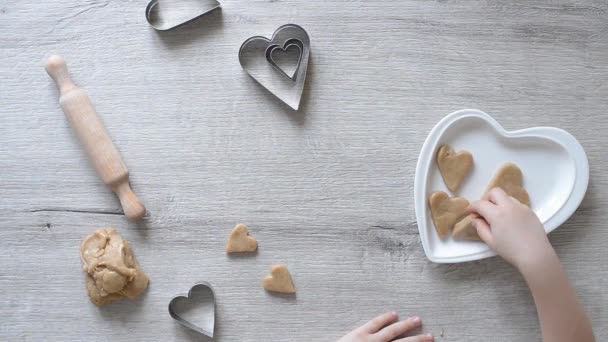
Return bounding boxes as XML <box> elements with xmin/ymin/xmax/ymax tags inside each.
<box><xmin>472</xmin><ymin>218</ymin><xmax>495</xmax><ymax>247</ymax></box>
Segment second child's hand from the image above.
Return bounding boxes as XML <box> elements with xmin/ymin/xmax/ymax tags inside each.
<box><xmin>337</xmin><ymin>312</ymin><xmax>433</xmax><ymax>342</ymax></box>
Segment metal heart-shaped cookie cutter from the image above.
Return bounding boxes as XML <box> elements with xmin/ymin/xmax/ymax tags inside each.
<box><xmin>168</xmin><ymin>282</ymin><xmax>216</xmax><ymax>337</ymax></box>
<box><xmin>239</xmin><ymin>24</ymin><xmax>311</xmax><ymax>110</ymax></box>
<box><xmin>146</xmin><ymin>0</ymin><xmax>221</xmax><ymax>31</ymax></box>
<box><xmin>265</xmin><ymin>38</ymin><xmax>304</xmax><ymax>82</ymax></box>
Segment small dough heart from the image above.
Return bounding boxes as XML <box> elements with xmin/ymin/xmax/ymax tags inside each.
<box><xmin>263</xmin><ymin>265</ymin><xmax>296</xmax><ymax>294</ymax></box>
<box><xmin>429</xmin><ymin>191</ymin><xmax>470</xmax><ymax>238</ymax></box>
<box><xmin>453</xmin><ymin>162</ymin><xmax>530</xmax><ymax>240</ymax></box>
<box><xmin>226</xmin><ymin>224</ymin><xmax>258</xmax><ymax>253</ymax></box>
<box><xmin>436</xmin><ymin>144</ymin><xmax>474</xmax><ymax>192</ymax></box>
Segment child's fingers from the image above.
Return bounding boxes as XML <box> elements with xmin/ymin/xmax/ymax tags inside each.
<box><xmin>484</xmin><ymin>187</ymin><xmax>511</xmax><ymax>205</ymax></box>
<box><xmin>375</xmin><ymin>316</ymin><xmax>421</xmax><ymax>341</ymax></box>
<box><xmin>360</xmin><ymin>311</ymin><xmax>398</xmax><ymax>333</ymax></box>
<box><xmin>394</xmin><ymin>333</ymin><xmax>434</xmax><ymax>342</ymax></box>
<box><xmin>472</xmin><ymin>218</ymin><xmax>494</xmax><ymax>247</ymax></box>
<box><xmin>468</xmin><ymin>200</ymin><xmax>498</xmax><ymax>220</ymax></box>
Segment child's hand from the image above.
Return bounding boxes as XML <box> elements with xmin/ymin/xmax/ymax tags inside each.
<box><xmin>337</xmin><ymin>311</ymin><xmax>433</xmax><ymax>342</ymax></box>
<box><xmin>470</xmin><ymin>188</ymin><xmax>595</xmax><ymax>341</ymax></box>
<box><xmin>468</xmin><ymin>187</ymin><xmax>552</xmax><ymax>269</ymax></box>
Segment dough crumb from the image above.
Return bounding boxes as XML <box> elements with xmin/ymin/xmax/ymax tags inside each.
<box><xmin>80</xmin><ymin>227</ymin><xmax>149</xmax><ymax>306</ymax></box>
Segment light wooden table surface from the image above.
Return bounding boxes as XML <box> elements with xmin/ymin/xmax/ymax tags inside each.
<box><xmin>1</xmin><ymin>0</ymin><xmax>607</xmax><ymax>341</ymax></box>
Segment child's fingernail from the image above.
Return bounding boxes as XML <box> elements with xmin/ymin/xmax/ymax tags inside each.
<box><xmin>426</xmin><ymin>333</ymin><xmax>434</xmax><ymax>341</ymax></box>
<box><xmin>412</xmin><ymin>316</ymin><xmax>421</xmax><ymax>323</ymax></box>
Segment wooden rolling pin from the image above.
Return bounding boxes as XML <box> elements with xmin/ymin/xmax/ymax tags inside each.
<box><xmin>46</xmin><ymin>55</ymin><xmax>146</xmax><ymax>221</ymax></box>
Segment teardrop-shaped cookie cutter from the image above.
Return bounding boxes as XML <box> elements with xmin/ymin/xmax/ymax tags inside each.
<box><xmin>145</xmin><ymin>0</ymin><xmax>221</xmax><ymax>31</ymax></box>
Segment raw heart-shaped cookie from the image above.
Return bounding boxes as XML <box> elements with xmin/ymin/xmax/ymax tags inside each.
<box><xmin>437</xmin><ymin>144</ymin><xmax>473</xmax><ymax>192</ymax></box>
<box><xmin>263</xmin><ymin>265</ymin><xmax>296</xmax><ymax>294</ymax></box>
<box><xmin>452</xmin><ymin>216</ymin><xmax>478</xmax><ymax>240</ymax></box>
<box><xmin>429</xmin><ymin>191</ymin><xmax>470</xmax><ymax>238</ymax></box>
<box><xmin>453</xmin><ymin>162</ymin><xmax>530</xmax><ymax>241</ymax></box>
<box><xmin>486</xmin><ymin>162</ymin><xmax>530</xmax><ymax>206</ymax></box>
<box><xmin>226</xmin><ymin>224</ymin><xmax>258</xmax><ymax>253</ymax></box>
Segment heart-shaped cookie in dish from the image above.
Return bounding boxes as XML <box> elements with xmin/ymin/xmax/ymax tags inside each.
<box><xmin>414</xmin><ymin>109</ymin><xmax>589</xmax><ymax>263</ymax></box>
<box><xmin>428</xmin><ymin>191</ymin><xmax>469</xmax><ymax>239</ymax></box>
<box><xmin>436</xmin><ymin>144</ymin><xmax>473</xmax><ymax>192</ymax></box>
<box><xmin>453</xmin><ymin>162</ymin><xmax>530</xmax><ymax>241</ymax></box>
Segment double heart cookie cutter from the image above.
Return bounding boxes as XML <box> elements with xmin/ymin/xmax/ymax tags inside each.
<box><xmin>146</xmin><ymin>0</ymin><xmax>221</xmax><ymax>31</ymax></box>
<box><xmin>169</xmin><ymin>282</ymin><xmax>216</xmax><ymax>337</ymax></box>
<box><xmin>239</xmin><ymin>24</ymin><xmax>311</xmax><ymax>110</ymax></box>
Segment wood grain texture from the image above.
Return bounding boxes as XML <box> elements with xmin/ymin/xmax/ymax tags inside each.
<box><xmin>1</xmin><ymin>0</ymin><xmax>607</xmax><ymax>341</ymax></box>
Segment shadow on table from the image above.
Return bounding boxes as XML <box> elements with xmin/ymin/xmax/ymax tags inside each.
<box><xmin>289</xmin><ymin>52</ymin><xmax>314</xmax><ymax>126</ymax></box>
<box><xmin>239</xmin><ymin>52</ymin><xmax>315</xmax><ymax>127</ymax></box>
<box><xmin>174</xmin><ymin>323</ymin><xmax>215</xmax><ymax>342</ymax></box>
<box><xmin>427</xmin><ymin>256</ymin><xmax>515</xmax><ymax>284</ymax></box>
<box><xmin>227</xmin><ymin>249</ymin><xmax>259</xmax><ymax>259</ymax></box>
<box><xmin>132</xmin><ymin>217</ymin><xmax>151</xmax><ymax>239</ymax></box>
<box><xmin>264</xmin><ymin>291</ymin><xmax>297</xmax><ymax>301</ymax></box>
<box><xmin>549</xmin><ymin>178</ymin><xmax>597</xmax><ymax>254</ymax></box>
<box><xmin>97</xmin><ymin>285</ymin><xmax>150</xmax><ymax>318</ymax></box>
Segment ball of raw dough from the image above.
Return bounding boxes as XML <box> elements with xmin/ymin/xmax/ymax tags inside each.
<box><xmin>80</xmin><ymin>227</ymin><xmax>149</xmax><ymax>306</ymax></box>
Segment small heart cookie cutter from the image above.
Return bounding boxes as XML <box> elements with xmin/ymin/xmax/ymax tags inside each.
<box><xmin>265</xmin><ymin>38</ymin><xmax>304</xmax><ymax>82</ymax></box>
<box><xmin>146</xmin><ymin>0</ymin><xmax>221</xmax><ymax>31</ymax></box>
<box><xmin>239</xmin><ymin>24</ymin><xmax>311</xmax><ymax>110</ymax></box>
<box><xmin>168</xmin><ymin>282</ymin><xmax>216</xmax><ymax>337</ymax></box>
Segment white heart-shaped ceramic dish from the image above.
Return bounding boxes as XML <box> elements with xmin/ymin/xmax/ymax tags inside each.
<box><xmin>414</xmin><ymin>109</ymin><xmax>589</xmax><ymax>263</ymax></box>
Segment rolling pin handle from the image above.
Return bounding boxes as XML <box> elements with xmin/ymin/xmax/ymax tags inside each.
<box><xmin>113</xmin><ymin>182</ymin><xmax>146</xmax><ymax>221</ymax></box>
<box><xmin>45</xmin><ymin>55</ymin><xmax>76</xmax><ymax>94</ymax></box>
